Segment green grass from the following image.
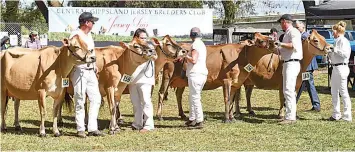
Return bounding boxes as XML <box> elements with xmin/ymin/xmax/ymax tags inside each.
<box><xmin>1</xmin><ymin>72</ymin><xmax>355</xmax><ymax>151</ymax></box>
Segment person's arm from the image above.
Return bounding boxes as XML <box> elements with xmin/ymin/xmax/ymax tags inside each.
<box><xmin>185</xmin><ymin>49</ymin><xmax>199</xmax><ymax>64</ymax></box>
<box><xmin>24</xmin><ymin>40</ymin><xmax>28</xmax><ymax>48</ymax></box>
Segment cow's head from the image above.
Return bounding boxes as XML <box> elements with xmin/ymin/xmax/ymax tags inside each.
<box><xmin>254</xmin><ymin>32</ymin><xmax>277</xmax><ymax>51</ymax></box>
<box><xmin>151</xmin><ymin>35</ymin><xmax>188</xmax><ymax>61</ymax></box>
<box><xmin>62</xmin><ymin>35</ymin><xmax>95</xmax><ymax>64</ymax></box>
<box><xmin>305</xmin><ymin>29</ymin><xmax>332</xmax><ymax>56</ymax></box>
<box><xmin>119</xmin><ymin>37</ymin><xmax>158</xmax><ymax>61</ymax></box>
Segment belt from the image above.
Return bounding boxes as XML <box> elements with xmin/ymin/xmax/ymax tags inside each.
<box><xmin>331</xmin><ymin>63</ymin><xmax>347</xmax><ymax>66</ymax></box>
<box><xmin>81</xmin><ymin>68</ymin><xmax>94</xmax><ymax>70</ymax></box>
<box><xmin>282</xmin><ymin>59</ymin><xmax>300</xmax><ymax>63</ymax></box>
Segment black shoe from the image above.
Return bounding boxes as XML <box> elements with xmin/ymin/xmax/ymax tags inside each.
<box><xmin>77</xmin><ymin>131</ymin><xmax>87</xmax><ymax>138</ymax></box>
<box><xmin>185</xmin><ymin>120</ymin><xmax>196</xmax><ymax>127</ymax></box>
<box><xmin>188</xmin><ymin>122</ymin><xmax>203</xmax><ymax>129</ymax></box>
<box><xmin>88</xmin><ymin>130</ymin><xmax>105</xmax><ymax>137</ymax></box>
<box><xmin>309</xmin><ymin>107</ymin><xmax>321</xmax><ymax>112</ymax></box>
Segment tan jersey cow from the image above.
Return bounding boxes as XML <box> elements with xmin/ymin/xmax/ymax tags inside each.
<box><xmin>1</xmin><ymin>35</ymin><xmax>95</xmax><ymax>137</ymax></box>
<box><xmin>157</xmin><ymin>33</ymin><xmax>277</xmax><ymax>122</ymax></box>
<box><xmin>234</xmin><ymin>29</ymin><xmax>331</xmax><ymax>119</ymax></box>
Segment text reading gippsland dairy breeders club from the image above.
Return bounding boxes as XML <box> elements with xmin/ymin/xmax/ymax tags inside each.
<box><xmin>56</xmin><ymin>8</ymin><xmax>206</xmax><ymax>16</ymax></box>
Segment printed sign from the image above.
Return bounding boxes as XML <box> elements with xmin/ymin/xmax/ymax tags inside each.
<box><xmin>120</xmin><ymin>74</ymin><xmax>133</xmax><ymax>84</ymax></box>
<box><xmin>40</xmin><ymin>34</ymin><xmax>48</xmax><ymax>46</ymax></box>
<box><xmin>62</xmin><ymin>78</ymin><xmax>69</xmax><ymax>88</ymax></box>
<box><xmin>302</xmin><ymin>72</ymin><xmax>311</xmax><ymax>81</ymax></box>
<box><xmin>48</xmin><ymin>7</ymin><xmax>213</xmax><ymax>37</ymax></box>
<box><xmin>9</xmin><ymin>35</ymin><xmax>18</xmax><ymax>46</ymax></box>
<box><xmin>244</xmin><ymin>63</ymin><xmax>254</xmax><ymax>73</ymax></box>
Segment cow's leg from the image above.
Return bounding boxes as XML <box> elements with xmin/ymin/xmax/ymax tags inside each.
<box><xmin>106</xmin><ymin>87</ymin><xmax>119</xmax><ymax>135</ymax></box>
<box><xmin>52</xmin><ymin>97</ymin><xmax>64</xmax><ymax>137</ymax></box>
<box><xmin>38</xmin><ymin>89</ymin><xmax>47</xmax><ymax>137</ymax></box>
<box><xmin>57</xmin><ymin>103</ymin><xmax>64</xmax><ymax>127</ymax></box>
<box><xmin>278</xmin><ymin>89</ymin><xmax>285</xmax><ymax>119</ymax></box>
<box><xmin>13</xmin><ymin>98</ymin><xmax>23</xmax><ymax>132</ymax></box>
<box><xmin>156</xmin><ymin>75</ymin><xmax>171</xmax><ymax>121</ymax></box>
<box><xmin>176</xmin><ymin>87</ymin><xmax>187</xmax><ymax>120</ymax></box>
<box><xmin>222</xmin><ymin>79</ymin><xmax>232</xmax><ymax>123</ymax></box>
<box><xmin>233</xmin><ymin>87</ymin><xmax>242</xmax><ymax>118</ymax></box>
<box><xmin>115</xmin><ymin>100</ymin><xmax>124</xmax><ymax>125</ymax></box>
<box><xmin>245</xmin><ymin>85</ymin><xmax>255</xmax><ymax>117</ymax></box>
<box><xmin>229</xmin><ymin>86</ymin><xmax>238</xmax><ymax>120</ymax></box>
<box><xmin>1</xmin><ymin>94</ymin><xmax>9</xmax><ymax>132</ymax></box>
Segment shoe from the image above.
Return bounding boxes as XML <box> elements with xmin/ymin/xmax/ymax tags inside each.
<box><xmin>131</xmin><ymin>125</ymin><xmax>140</xmax><ymax>130</ymax></box>
<box><xmin>328</xmin><ymin>116</ymin><xmax>340</xmax><ymax>121</ymax></box>
<box><xmin>88</xmin><ymin>130</ymin><xmax>105</xmax><ymax>137</ymax></box>
<box><xmin>185</xmin><ymin>120</ymin><xmax>196</xmax><ymax>127</ymax></box>
<box><xmin>187</xmin><ymin>122</ymin><xmax>203</xmax><ymax>129</ymax></box>
<box><xmin>77</xmin><ymin>131</ymin><xmax>87</xmax><ymax>138</ymax></box>
<box><xmin>278</xmin><ymin>120</ymin><xmax>296</xmax><ymax>125</ymax></box>
<box><xmin>308</xmin><ymin>107</ymin><xmax>320</xmax><ymax>112</ymax></box>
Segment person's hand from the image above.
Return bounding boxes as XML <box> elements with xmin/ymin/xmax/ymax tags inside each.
<box><xmin>95</xmin><ymin>65</ymin><xmax>99</xmax><ymax>74</ymax></box>
<box><xmin>174</xmin><ymin>57</ymin><xmax>183</xmax><ymax>62</ymax></box>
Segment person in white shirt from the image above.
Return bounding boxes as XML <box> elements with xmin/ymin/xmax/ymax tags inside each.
<box><xmin>70</xmin><ymin>12</ymin><xmax>104</xmax><ymax>138</ymax></box>
<box><xmin>129</xmin><ymin>28</ymin><xmax>157</xmax><ymax>133</ymax></box>
<box><xmin>276</xmin><ymin>14</ymin><xmax>303</xmax><ymax>125</ymax></box>
<box><xmin>328</xmin><ymin>21</ymin><xmax>352</xmax><ymax>122</ymax></box>
<box><xmin>183</xmin><ymin>27</ymin><xmax>208</xmax><ymax>129</ymax></box>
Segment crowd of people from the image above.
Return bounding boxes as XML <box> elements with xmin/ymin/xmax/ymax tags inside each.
<box><xmin>1</xmin><ymin>12</ymin><xmax>352</xmax><ymax>138</ymax></box>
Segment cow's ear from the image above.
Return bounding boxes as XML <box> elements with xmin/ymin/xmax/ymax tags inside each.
<box><xmin>119</xmin><ymin>41</ymin><xmax>128</xmax><ymax>49</ymax></box>
<box><xmin>151</xmin><ymin>38</ymin><xmax>160</xmax><ymax>46</ymax></box>
<box><xmin>62</xmin><ymin>38</ymin><xmax>69</xmax><ymax>46</ymax></box>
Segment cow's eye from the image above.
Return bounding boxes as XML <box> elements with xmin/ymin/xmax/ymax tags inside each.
<box><xmin>134</xmin><ymin>45</ymin><xmax>140</xmax><ymax>49</ymax></box>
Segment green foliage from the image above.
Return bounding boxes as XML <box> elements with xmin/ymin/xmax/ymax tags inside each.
<box><xmin>69</xmin><ymin>0</ymin><xmax>203</xmax><ymax>8</ymax></box>
<box><xmin>2</xmin><ymin>0</ymin><xmax>20</xmax><ymax>22</ymax></box>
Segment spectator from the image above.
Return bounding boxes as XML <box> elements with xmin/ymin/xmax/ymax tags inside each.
<box><xmin>269</xmin><ymin>27</ymin><xmax>279</xmax><ymax>41</ymax></box>
<box><xmin>1</xmin><ymin>36</ymin><xmax>10</xmax><ymax>51</ymax></box>
<box><xmin>24</xmin><ymin>31</ymin><xmax>41</xmax><ymax>49</ymax></box>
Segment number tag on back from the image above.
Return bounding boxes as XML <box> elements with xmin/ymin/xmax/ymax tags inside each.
<box><xmin>302</xmin><ymin>72</ymin><xmax>311</xmax><ymax>81</ymax></box>
<box><xmin>244</xmin><ymin>63</ymin><xmax>254</xmax><ymax>73</ymax></box>
<box><xmin>62</xmin><ymin>78</ymin><xmax>69</xmax><ymax>88</ymax></box>
<box><xmin>121</xmin><ymin>74</ymin><xmax>133</xmax><ymax>84</ymax></box>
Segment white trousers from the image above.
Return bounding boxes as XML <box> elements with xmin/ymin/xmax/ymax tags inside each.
<box><xmin>282</xmin><ymin>61</ymin><xmax>300</xmax><ymax>121</ymax></box>
<box><xmin>129</xmin><ymin>83</ymin><xmax>154</xmax><ymax>130</ymax></box>
<box><xmin>71</xmin><ymin>68</ymin><xmax>102</xmax><ymax>132</ymax></box>
<box><xmin>188</xmin><ymin>73</ymin><xmax>207</xmax><ymax>123</ymax></box>
<box><xmin>331</xmin><ymin>65</ymin><xmax>352</xmax><ymax>121</ymax></box>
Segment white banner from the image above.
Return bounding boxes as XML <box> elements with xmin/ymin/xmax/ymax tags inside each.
<box><xmin>48</xmin><ymin>7</ymin><xmax>213</xmax><ymax>37</ymax></box>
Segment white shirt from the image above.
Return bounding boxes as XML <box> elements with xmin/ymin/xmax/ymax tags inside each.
<box><xmin>279</xmin><ymin>26</ymin><xmax>303</xmax><ymax>61</ymax></box>
<box><xmin>130</xmin><ymin>60</ymin><xmax>155</xmax><ymax>85</ymax></box>
<box><xmin>329</xmin><ymin>35</ymin><xmax>351</xmax><ymax>64</ymax></box>
<box><xmin>186</xmin><ymin>38</ymin><xmax>208</xmax><ymax>77</ymax></box>
<box><xmin>69</xmin><ymin>29</ymin><xmax>95</xmax><ymax>69</ymax></box>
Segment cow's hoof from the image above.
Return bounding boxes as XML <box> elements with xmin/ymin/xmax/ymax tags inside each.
<box><xmin>1</xmin><ymin>127</ymin><xmax>7</xmax><ymax>133</ymax></box>
<box><xmin>233</xmin><ymin>112</ymin><xmax>242</xmax><ymax>118</ymax></box>
<box><xmin>248</xmin><ymin>111</ymin><xmax>256</xmax><ymax>117</ymax></box>
<box><xmin>180</xmin><ymin>115</ymin><xmax>188</xmax><ymax>121</ymax></box>
<box><xmin>222</xmin><ymin>119</ymin><xmax>232</xmax><ymax>123</ymax></box>
<box><xmin>117</xmin><ymin>119</ymin><xmax>124</xmax><ymax>125</ymax></box>
<box><xmin>14</xmin><ymin>126</ymin><xmax>23</xmax><ymax>132</ymax></box>
<box><xmin>109</xmin><ymin>130</ymin><xmax>117</xmax><ymax>135</ymax></box>
<box><xmin>158</xmin><ymin>116</ymin><xmax>164</xmax><ymax>121</ymax></box>
<box><xmin>278</xmin><ymin>115</ymin><xmax>284</xmax><ymax>120</ymax></box>
<box><xmin>39</xmin><ymin>133</ymin><xmax>47</xmax><ymax>137</ymax></box>
<box><xmin>54</xmin><ymin>132</ymin><xmax>61</xmax><ymax>137</ymax></box>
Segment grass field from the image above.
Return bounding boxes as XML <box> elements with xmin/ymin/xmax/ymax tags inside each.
<box><xmin>1</xmin><ymin>72</ymin><xmax>354</xmax><ymax>151</ymax></box>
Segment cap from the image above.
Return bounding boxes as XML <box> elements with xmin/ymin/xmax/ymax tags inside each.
<box><xmin>30</xmin><ymin>31</ymin><xmax>38</xmax><ymax>35</ymax></box>
<box><xmin>190</xmin><ymin>27</ymin><xmax>201</xmax><ymax>38</ymax></box>
<box><xmin>270</xmin><ymin>28</ymin><xmax>278</xmax><ymax>33</ymax></box>
<box><xmin>79</xmin><ymin>12</ymin><xmax>99</xmax><ymax>23</ymax></box>
<box><xmin>277</xmin><ymin>14</ymin><xmax>293</xmax><ymax>23</ymax></box>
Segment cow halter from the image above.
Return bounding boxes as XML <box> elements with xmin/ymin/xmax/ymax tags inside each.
<box><xmin>66</xmin><ymin>46</ymin><xmax>89</xmax><ymax>63</ymax></box>
<box><xmin>157</xmin><ymin>43</ymin><xmax>184</xmax><ymax>59</ymax></box>
<box><xmin>306</xmin><ymin>36</ymin><xmax>328</xmax><ymax>52</ymax></box>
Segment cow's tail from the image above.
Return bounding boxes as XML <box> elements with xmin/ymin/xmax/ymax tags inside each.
<box><xmin>4</xmin><ymin>96</ymin><xmax>9</xmax><ymax>116</ymax></box>
<box><xmin>63</xmin><ymin>89</ymin><xmax>73</xmax><ymax>113</ymax></box>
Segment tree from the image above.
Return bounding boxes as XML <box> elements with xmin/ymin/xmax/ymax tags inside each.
<box><xmin>221</xmin><ymin>0</ymin><xmax>237</xmax><ymax>27</ymax></box>
<box><xmin>2</xmin><ymin>0</ymin><xmax>20</xmax><ymax>22</ymax></box>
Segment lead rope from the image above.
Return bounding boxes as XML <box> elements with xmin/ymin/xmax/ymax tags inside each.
<box><xmin>144</xmin><ymin>59</ymin><xmax>154</xmax><ymax>78</ymax></box>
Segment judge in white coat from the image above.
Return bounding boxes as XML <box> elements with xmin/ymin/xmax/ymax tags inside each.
<box><xmin>129</xmin><ymin>28</ymin><xmax>157</xmax><ymax>132</ymax></box>
<box><xmin>328</xmin><ymin>21</ymin><xmax>352</xmax><ymax>122</ymax></box>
